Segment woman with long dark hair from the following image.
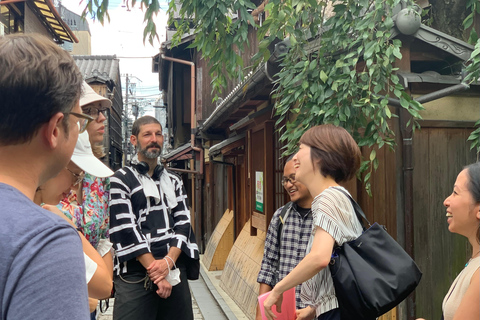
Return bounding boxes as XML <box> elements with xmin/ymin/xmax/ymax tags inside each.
<box><xmin>417</xmin><ymin>163</ymin><xmax>480</xmax><ymax>320</ymax></box>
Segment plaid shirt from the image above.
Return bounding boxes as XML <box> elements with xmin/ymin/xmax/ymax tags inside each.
<box><xmin>257</xmin><ymin>203</ymin><xmax>312</xmax><ymax>309</ymax></box>
<box><xmin>109</xmin><ymin>166</ymin><xmax>199</xmax><ymax>275</ymax></box>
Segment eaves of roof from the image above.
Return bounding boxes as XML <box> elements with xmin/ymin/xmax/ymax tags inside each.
<box><xmin>163</xmin><ymin>142</ymin><xmax>192</xmax><ymax>162</ymax></box>
<box><xmin>209</xmin><ymin>133</ymin><xmax>245</xmax><ymax>157</ymax></box>
<box><xmin>27</xmin><ymin>0</ymin><xmax>78</xmax><ymax>43</ymax></box>
<box><xmin>73</xmin><ymin>55</ymin><xmax>120</xmax><ymax>86</ymax></box>
<box><xmin>392</xmin><ymin>24</ymin><xmax>474</xmax><ymax>61</ymax></box>
<box><xmin>200</xmin><ymin>39</ymin><xmax>290</xmax><ymax>133</ymax></box>
<box><xmin>162</xmin><ymin>32</ymin><xmax>196</xmax><ymax>50</ymax></box>
<box><xmin>152</xmin><ymin>32</ymin><xmax>196</xmax><ymax>89</ymax></box>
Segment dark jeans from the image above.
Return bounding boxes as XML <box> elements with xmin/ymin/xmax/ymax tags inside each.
<box><xmin>113</xmin><ymin>255</ymin><xmax>193</xmax><ymax>320</ymax></box>
<box><xmin>318</xmin><ymin>308</ymin><xmax>341</xmax><ymax>320</ymax></box>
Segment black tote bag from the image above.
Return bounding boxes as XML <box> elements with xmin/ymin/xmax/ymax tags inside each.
<box><xmin>329</xmin><ymin>190</ymin><xmax>422</xmax><ymax>320</ymax></box>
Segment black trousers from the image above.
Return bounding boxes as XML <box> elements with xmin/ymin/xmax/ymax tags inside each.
<box><xmin>318</xmin><ymin>308</ymin><xmax>341</xmax><ymax>320</ymax></box>
<box><xmin>113</xmin><ymin>256</ymin><xmax>193</xmax><ymax>320</ymax></box>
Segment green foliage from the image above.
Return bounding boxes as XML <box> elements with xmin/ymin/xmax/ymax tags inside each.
<box><xmin>167</xmin><ymin>0</ymin><xmax>257</xmax><ymax>97</ymax></box>
<box><xmin>463</xmin><ymin>0</ymin><xmax>480</xmax><ymax>44</ymax></box>
<box><xmin>86</xmin><ymin>0</ymin><xmax>428</xmax><ymax>192</ymax></box>
<box><xmin>464</xmin><ymin>0</ymin><xmax>480</xmax><ymax>154</ymax></box>
<box><xmin>170</xmin><ymin>0</ymin><xmax>425</xmax><ymax>192</ymax></box>
<box><xmin>81</xmin><ymin>0</ymin><xmax>161</xmax><ymax>44</ymax></box>
<box><xmin>465</xmin><ymin>40</ymin><xmax>480</xmax><ymax>153</ymax></box>
<box><xmin>467</xmin><ymin>119</ymin><xmax>480</xmax><ymax>153</ymax></box>
<box><xmin>81</xmin><ymin>0</ymin><xmax>111</xmax><ymax>24</ymax></box>
<box><xmin>263</xmin><ymin>0</ymin><xmax>423</xmax><ymax>191</ymax></box>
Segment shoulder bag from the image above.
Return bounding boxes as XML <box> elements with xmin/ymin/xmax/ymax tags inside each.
<box><xmin>329</xmin><ymin>190</ymin><xmax>422</xmax><ymax>320</ymax></box>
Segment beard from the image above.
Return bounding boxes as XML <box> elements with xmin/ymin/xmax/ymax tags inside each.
<box><xmin>137</xmin><ymin>142</ymin><xmax>162</xmax><ymax>159</ymax></box>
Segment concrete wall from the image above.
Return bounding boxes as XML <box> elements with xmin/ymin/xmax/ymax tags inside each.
<box><xmin>72</xmin><ymin>30</ymin><xmax>91</xmax><ymax>55</ymax></box>
<box><xmin>418</xmin><ymin>95</ymin><xmax>480</xmax><ymax>121</ymax></box>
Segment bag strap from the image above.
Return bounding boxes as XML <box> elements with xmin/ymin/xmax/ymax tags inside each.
<box><xmin>277</xmin><ymin>201</ymin><xmax>293</xmax><ymax>247</ymax></box>
<box><xmin>335</xmin><ymin>188</ymin><xmax>371</xmax><ymax>230</ymax></box>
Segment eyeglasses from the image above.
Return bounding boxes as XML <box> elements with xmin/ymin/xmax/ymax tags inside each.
<box><xmin>67</xmin><ymin>112</ymin><xmax>94</xmax><ymax>133</ymax></box>
<box><xmin>281</xmin><ymin>175</ymin><xmax>296</xmax><ymax>186</ymax></box>
<box><xmin>82</xmin><ymin>106</ymin><xmax>108</xmax><ymax>119</ymax></box>
<box><xmin>65</xmin><ymin>167</ymin><xmax>85</xmax><ymax>186</ymax></box>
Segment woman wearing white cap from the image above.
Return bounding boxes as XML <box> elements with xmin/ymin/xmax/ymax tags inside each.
<box><xmin>58</xmin><ymin>82</ymin><xmax>113</xmax><ymax>251</ymax></box>
<box><xmin>35</xmin><ymin>131</ymin><xmax>114</xmax><ymax>312</ymax></box>
<box><xmin>79</xmin><ymin>81</ymin><xmax>112</xmax><ymax>159</ymax></box>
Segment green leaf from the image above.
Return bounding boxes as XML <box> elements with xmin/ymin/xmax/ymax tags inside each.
<box><xmin>320</xmin><ymin>70</ymin><xmax>328</xmax><ymax>83</ymax></box>
<box><xmin>332</xmin><ymin>81</ymin><xmax>338</xmax><ymax>92</ymax></box>
<box><xmin>302</xmin><ymin>80</ymin><xmax>309</xmax><ymax>90</ymax></box>
<box><xmin>392</xmin><ymin>47</ymin><xmax>402</xmax><ymax>59</ymax></box>
<box><xmin>290</xmin><ymin>35</ymin><xmax>297</xmax><ymax>46</ymax></box>
<box><xmin>400</xmin><ymin>96</ymin><xmax>409</xmax><ymax>109</ymax></box>
<box><xmin>464</xmin><ymin>13</ymin><xmax>474</xmax><ymax>29</ymax></box>
<box><xmin>385</xmin><ymin>106</ymin><xmax>391</xmax><ymax>118</ymax></box>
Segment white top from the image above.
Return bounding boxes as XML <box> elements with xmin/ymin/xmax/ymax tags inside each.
<box><xmin>442</xmin><ymin>256</ymin><xmax>480</xmax><ymax>320</ymax></box>
<box><xmin>300</xmin><ymin>187</ymin><xmax>363</xmax><ymax>316</ymax></box>
<box><xmin>97</xmin><ymin>238</ymin><xmax>113</xmax><ymax>257</ymax></box>
<box><xmin>84</xmin><ymin>253</ymin><xmax>98</xmax><ymax>284</ymax></box>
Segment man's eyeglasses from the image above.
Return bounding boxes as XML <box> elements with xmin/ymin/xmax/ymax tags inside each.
<box><xmin>66</xmin><ymin>167</ymin><xmax>85</xmax><ymax>186</ymax></box>
<box><xmin>67</xmin><ymin>112</ymin><xmax>94</xmax><ymax>133</ymax></box>
<box><xmin>82</xmin><ymin>107</ymin><xmax>108</xmax><ymax>119</ymax></box>
<box><xmin>281</xmin><ymin>176</ymin><xmax>296</xmax><ymax>186</ymax></box>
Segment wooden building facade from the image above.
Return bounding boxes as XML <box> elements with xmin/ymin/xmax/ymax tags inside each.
<box><xmin>0</xmin><ymin>0</ymin><xmax>78</xmax><ymax>43</ymax></box>
<box><xmin>155</xmin><ymin>3</ymin><xmax>480</xmax><ymax>319</ymax></box>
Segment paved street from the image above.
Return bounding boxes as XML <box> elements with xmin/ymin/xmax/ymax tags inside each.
<box><xmin>96</xmin><ymin>259</ymin><xmax>243</xmax><ymax>320</ymax></box>
<box><xmin>96</xmin><ymin>292</ymin><xmax>204</xmax><ymax>320</ymax></box>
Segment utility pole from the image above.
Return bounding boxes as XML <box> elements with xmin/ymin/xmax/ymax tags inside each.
<box><xmin>123</xmin><ymin>74</ymin><xmax>129</xmax><ymax>166</ymax></box>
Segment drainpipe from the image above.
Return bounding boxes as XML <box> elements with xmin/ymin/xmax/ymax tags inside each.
<box><xmin>161</xmin><ymin>54</ymin><xmax>203</xmax><ymax>175</ymax></box>
<box><xmin>161</xmin><ymin>54</ymin><xmax>204</xmax><ymax>241</ymax></box>
<box><xmin>387</xmin><ymin>83</ymin><xmax>470</xmax><ymax>107</ymax></box>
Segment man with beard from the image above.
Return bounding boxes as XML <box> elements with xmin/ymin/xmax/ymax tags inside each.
<box><xmin>109</xmin><ymin>116</ymin><xmax>199</xmax><ymax>320</ymax></box>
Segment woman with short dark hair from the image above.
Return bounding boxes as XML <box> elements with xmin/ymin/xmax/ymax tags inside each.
<box><xmin>263</xmin><ymin>124</ymin><xmax>364</xmax><ymax>320</ymax></box>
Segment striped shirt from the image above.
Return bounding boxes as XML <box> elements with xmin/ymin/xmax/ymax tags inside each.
<box><xmin>300</xmin><ymin>186</ymin><xmax>363</xmax><ymax>316</ymax></box>
<box><xmin>257</xmin><ymin>203</ymin><xmax>312</xmax><ymax>309</ymax></box>
<box><xmin>109</xmin><ymin>166</ymin><xmax>199</xmax><ymax>275</ymax></box>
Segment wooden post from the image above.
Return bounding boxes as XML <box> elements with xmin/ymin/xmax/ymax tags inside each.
<box><xmin>396</xmin><ymin>37</ymin><xmax>416</xmax><ymax>320</ymax></box>
<box><xmin>248</xmin><ymin>129</ymin><xmax>256</xmax><ymax>236</ymax></box>
<box><xmin>264</xmin><ymin>121</ymin><xmax>275</xmax><ymax>225</ymax></box>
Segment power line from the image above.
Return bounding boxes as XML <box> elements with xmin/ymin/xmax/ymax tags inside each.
<box><xmin>117</xmin><ymin>56</ymin><xmax>157</xmax><ymax>59</ymax></box>
<box><xmin>131</xmin><ymin>94</ymin><xmax>162</xmax><ymax>98</ymax></box>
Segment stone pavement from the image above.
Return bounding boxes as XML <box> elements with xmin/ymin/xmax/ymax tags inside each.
<box><xmin>96</xmin><ymin>257</ymin><xmax>248</xmax><ymax>320</ymax></box>
<box><xmin>96</xmin><ymin>293</ymin><xmax>204</xmax><ymax>320</ymax></box>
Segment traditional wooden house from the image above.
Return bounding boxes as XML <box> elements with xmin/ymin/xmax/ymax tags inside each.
<box><xmin>0</xmin><ymin>0</ymin><xmax>77</xmax><ymax>44</ymax></box>
<box><xmin>155</xmin><ymin>2</ymin><xmax>480</xmax><ymax>320</ymax></box>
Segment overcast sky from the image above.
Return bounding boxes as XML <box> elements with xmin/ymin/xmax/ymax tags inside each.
<box><xmin>61</xmin><ymin>0</ymin><xmax>168</xmax><ymax>113</ymax></box>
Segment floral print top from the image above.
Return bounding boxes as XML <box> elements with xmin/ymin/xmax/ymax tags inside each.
<box><xmin>58</xmin><ymin>173</ymin><xmax>110</xmax><ymax>249</ymax></box>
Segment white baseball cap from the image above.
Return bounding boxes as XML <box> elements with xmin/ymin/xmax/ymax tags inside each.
<box><xmin>80</xmin><ymin>81</ymin><xmax>112</xmax><ymax>109</ymax></box>
<box><xmin>71</xmin><ymin>132</ymin><xmax>114</xmax><ymax>178</ymax></box>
